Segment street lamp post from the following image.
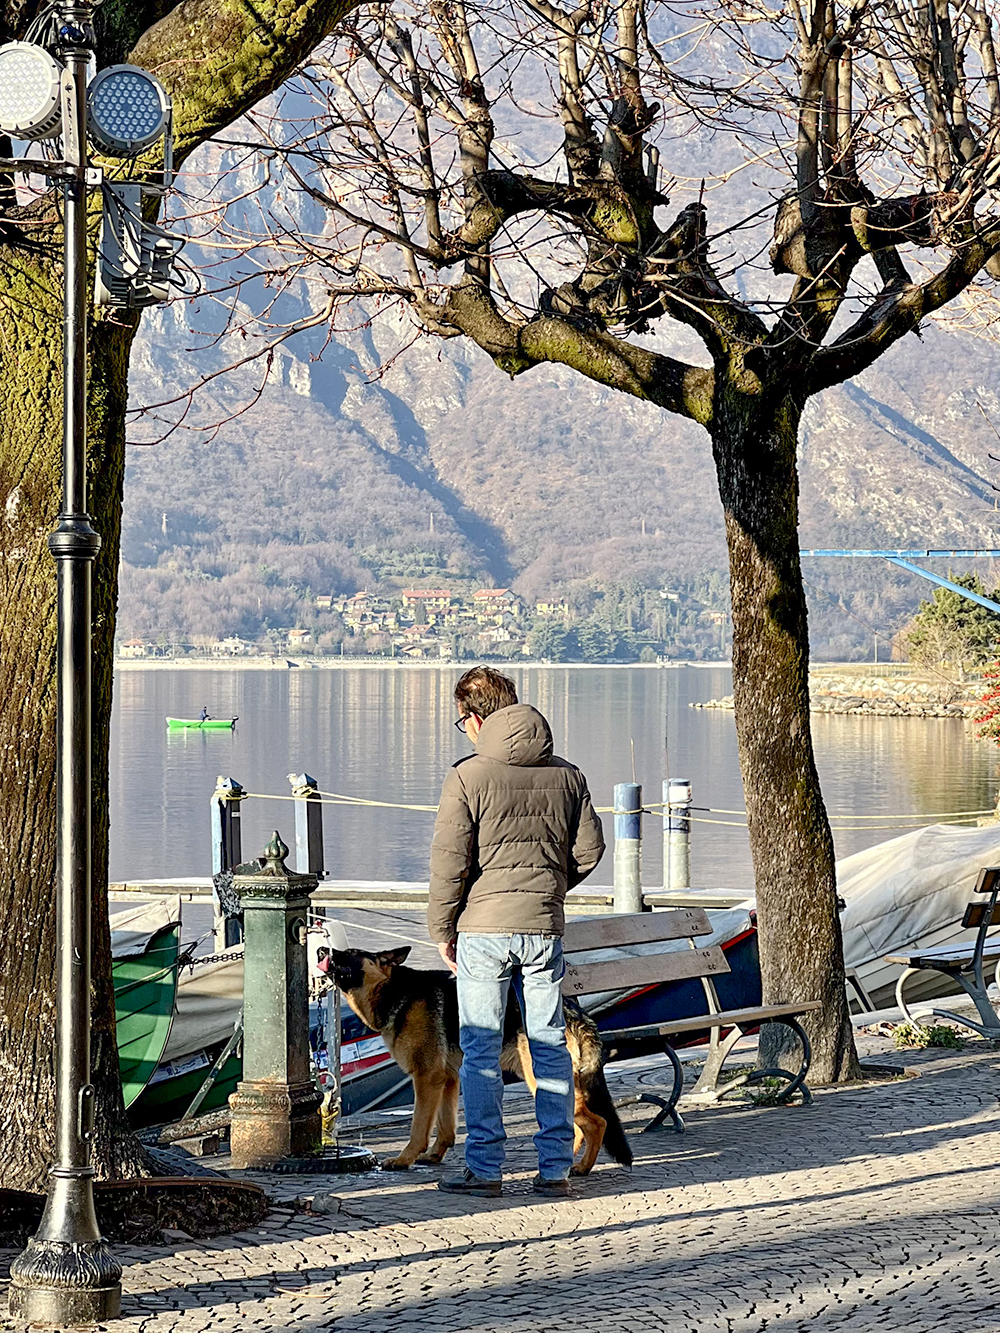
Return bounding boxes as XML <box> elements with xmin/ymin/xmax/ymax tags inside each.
<box><xmin>6</xmin><ymin>3</ymin><xmax>122</xmax><ymax>1324</ymax></box>
<box><xmin>1</xmin><ymin>1</ymin><xmax>176</xmax><ymax>1323</ymax></box>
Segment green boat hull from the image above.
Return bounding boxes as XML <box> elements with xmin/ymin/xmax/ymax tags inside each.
<box><xmin>127</xmin><ymin>1049</ymin><xmax>242</xmax><ymax>1128</ymax></box>
<box><xmin>165</xmin><ymin>717</ymin><xmax>237</xmax><ymax>730</ymax></box>
<box><xmin>114</xmin><ymin>924</ymin><xmax>180</xmax><ymax>1110</ymax></box>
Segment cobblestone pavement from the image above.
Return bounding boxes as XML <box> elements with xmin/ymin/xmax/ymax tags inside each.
<box><xmin>4</xmin><ymin>1042</ymin><xmax>1000</xmax><ymax>1333</ymax></box>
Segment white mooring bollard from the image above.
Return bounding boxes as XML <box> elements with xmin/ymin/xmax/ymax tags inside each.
<box><xmin>663</xmin><ymin>777</ymin><xmax>692</xmax><ymax>890</ymax></box>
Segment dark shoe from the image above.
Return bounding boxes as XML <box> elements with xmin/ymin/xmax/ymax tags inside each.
<box><xmin>438</xmin><ymin>1168</ymin><xmax>502</xmax><ymax>1198</ymax></box>
<box><xmin>532</xmin><ymin>1174</ymin><xmax>570</xmax><ymax>1197</ymax></box>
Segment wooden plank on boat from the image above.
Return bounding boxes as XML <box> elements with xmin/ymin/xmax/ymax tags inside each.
<box><xmin>564</xmin><ymin>908</ymin><xmax>712</xmax><ymax>953</ymax></box>
<box><xmin>655</xmin><ymin>1000</ymin><xmax>822</xmax><ymax>1035</ymax></box>
<box><xmin>562</xmin><ymin>945</ymin><xmax>729</xmax><ymax>997</ymax></box>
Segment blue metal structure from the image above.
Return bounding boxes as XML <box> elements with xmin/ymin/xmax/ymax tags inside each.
<box><xmin>800</xmin><ymin>549</ymin><xmax>1000</xmax><ymax>616</ymax></box>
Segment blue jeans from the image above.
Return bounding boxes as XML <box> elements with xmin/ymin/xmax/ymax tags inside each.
<box><xmin>457</xmin><ymin>932</ymin><xmax>575</xmax><ymax>1181</ymax></box>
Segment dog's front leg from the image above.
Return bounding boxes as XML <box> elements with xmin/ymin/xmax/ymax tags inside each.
<box><xmin>382</xmin><ymin>1072</ymin><xmax>445</xmax><ymax>1170</ymax></box>
<box><xmin>418</xmin><ymin>1074</ymin><xmax>459</xmax><ymax>1164</ymax></box>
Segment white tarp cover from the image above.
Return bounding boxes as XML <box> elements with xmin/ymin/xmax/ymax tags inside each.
<box><xmin>838</xmin><ymin>823</ymin><xmax>1000</xmax><ymax>1000</ymax></box>
<box><xmin>161</xmin><ymin>949</ymin><xmax>244</xmax><ymax>1062</ymax></box>
<box><xmin>160</xmin><ymin>920</ymin><xmax>350</xmax><ymax>1062</ymax></box>
<box><xmin>110</xmin><ymin>898</ymin><xmax>181</xmax><ymax>960</ymax></box>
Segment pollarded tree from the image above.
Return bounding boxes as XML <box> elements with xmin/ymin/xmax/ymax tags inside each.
<box><xmin>0</xmin><ymin>0</ymin><xmax>361</xmax><ymax>1192</ymax></box>
<box><xmin>207</xmin><ymin>0</ymin><xmax>1000</xmax><ymax>1079</ymax></box>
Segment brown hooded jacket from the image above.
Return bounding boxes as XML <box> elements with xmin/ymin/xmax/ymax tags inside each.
<box><xmin>427</xmin><ymin>703</ymin><xmax>605</xmax><ymax>943</ymax></box>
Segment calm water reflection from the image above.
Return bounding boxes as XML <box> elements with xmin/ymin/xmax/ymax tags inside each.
<box><xmin>109</xmin><ymin>665</ymin><xmax>1000</xmax><ymax>888</ymax></box>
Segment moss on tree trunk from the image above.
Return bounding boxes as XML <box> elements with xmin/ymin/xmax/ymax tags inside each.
<box><xmin>712</xmin><ymin>385</ymin><xmax>859</xmax><ymax>1084</ymax></box>
<box><xmin>0</xmin><ymin>238</ymin><xmax>144</xmax><ymax>1190</ymax></box>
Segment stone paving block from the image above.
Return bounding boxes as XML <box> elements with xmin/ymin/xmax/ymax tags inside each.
<box><xmin>6</xmin><ymin>1046</ymin><xmax>1000</xmax><ymax>1332</ymax></box>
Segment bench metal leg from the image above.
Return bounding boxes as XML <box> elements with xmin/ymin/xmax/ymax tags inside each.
<box><xmin>894</xmin><ymin>967</ymin><xmax>923</xmax><ymax>1026</ymax></box>
<box><xmin>613</xmin><ymin>1041</ymin><xmax>685</xmax><ymax>1133</ymax></box>
<box><xmin>896</xmin><ymin>967</ymin><xmax>1000</xmax><ymax>1039</ymax></box>
<box><xmin>683</xmin><ymin>1017</ymin><xmax>813</xmax><ymax>1108</ymax></box>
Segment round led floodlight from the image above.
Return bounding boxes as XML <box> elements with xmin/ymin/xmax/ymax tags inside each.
<box><xmin>87</xmin><ymin>64</ymin><xmax>169</xmax><ymax>156</ymax></box>
<box><xmin>0</xmin><ymin>42</ymin><xmax>62</xmax><ymax>140</ymax></box>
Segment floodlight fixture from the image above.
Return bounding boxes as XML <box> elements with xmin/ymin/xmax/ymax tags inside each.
<box><xmin>0</xmin><ymin>41</ymin><xmax>62</xmax><ymax>140</ymax></box>
<box><xmin>87</xmin><ymin>63</ymin><xmax>169</xmax><ymax>156</ymax></box>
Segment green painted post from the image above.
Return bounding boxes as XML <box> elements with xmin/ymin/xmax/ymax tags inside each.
<box><xmin>228</xmin><ymin>832</ymin><xmax>322</xmax><ymax>1168</ymax></box>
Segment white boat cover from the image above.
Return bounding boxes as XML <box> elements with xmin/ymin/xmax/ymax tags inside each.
<box><xmin>110</xmin><ymin>898</ymin><xmax>181</xmax><ymax>960</ymax></box>
<box><xmin>838</xmin><ymin>823</ymin><xmax>1000</xmax><ymax>1003</ymax></box>
<box><xmin>160</xmin><ymin>918</ymin><xmax>350</xmax><ymax>1063</ymax></box>
<box><xmin>162</xmin><ymin>949</ymin><xmax>244</xmax><ymax>1063</ymax></box>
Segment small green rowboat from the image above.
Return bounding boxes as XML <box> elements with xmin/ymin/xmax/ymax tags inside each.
<box><xmin>113</xmin><ymin>917</ymin><xmax>182</xmax><ymax>1110</ymax></box>
<box><xmin>165</xmin><ymin>716</ymin><xmax>238</xmax><ymax>730</ymax></box>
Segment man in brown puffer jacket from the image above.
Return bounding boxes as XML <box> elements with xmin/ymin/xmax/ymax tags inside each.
<box><xmin>428</xmin><ymin>666</ymin><xmax>605</xmax><ymax>1197</ymax></box>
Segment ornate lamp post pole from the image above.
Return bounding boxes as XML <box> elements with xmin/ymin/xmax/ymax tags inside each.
<box><xmin>0</xmin><ymin>2</ymin><xmax>175</xmax><ymax>1322</ymax></box>
<box><xmin>6</xmin><ymin>4</ymin><xmax>121</xmax><ymax>1323</ymax></box>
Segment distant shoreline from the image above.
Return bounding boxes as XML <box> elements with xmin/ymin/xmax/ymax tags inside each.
<box><xmin>114</xmin><ymin>658</ymin><xmax>733</xmax><ymax>672</ymax></box>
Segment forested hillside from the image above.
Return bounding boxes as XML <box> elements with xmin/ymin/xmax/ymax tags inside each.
<box><xmin>118</xmin><ymin>13</ymin><xmax>1000</xmax><ymax>661</ymax></box>
<box><xmin>120</xmin><ymin>292</ymin><xmax>1000</xmax><ymax>659</ymax></box>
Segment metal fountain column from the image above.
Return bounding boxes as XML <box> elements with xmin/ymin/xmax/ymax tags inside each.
<box><xmin>8</xmin><ymin>1</ymin><xmax>123</xmax><ymax>1322</ymax></box>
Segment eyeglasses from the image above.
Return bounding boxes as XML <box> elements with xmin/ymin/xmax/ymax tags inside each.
<box><xmin>454</xmin><ymin>714</ymin><xmax>475</xmax><ymax>732</ymax></box>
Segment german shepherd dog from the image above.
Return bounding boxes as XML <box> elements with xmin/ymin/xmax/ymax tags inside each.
<box><xmin>324</xmin><ymin>946</ymin><xmax>632</xmax><ymax>1175</ymax></box>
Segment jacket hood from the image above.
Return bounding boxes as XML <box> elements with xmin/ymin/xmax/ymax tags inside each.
<box><xmin>475</xmin><ymin>704</ymin><xmax>553</xmax><ymax>767</ymax></box>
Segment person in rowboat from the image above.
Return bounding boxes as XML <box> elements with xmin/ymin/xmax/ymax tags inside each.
<box><xmin>200</xmin><ymin>706</ymin><xmax>211</xmax><ymax>722</ymax></box>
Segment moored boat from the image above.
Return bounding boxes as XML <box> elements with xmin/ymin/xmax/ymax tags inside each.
<box><xmin>113</xmin><ymin>906</ymin><xmax>405</xmax><ymax>1126</ymax></box>
<box><xmin>111</xmin><ymin>900</ymin><xmax>183</xmax><ymax>1109</ymax></box>
<box><xmin>165</xmin><ymin>716</ymin><xmax>238</xmax><ymax>730</ymax></box>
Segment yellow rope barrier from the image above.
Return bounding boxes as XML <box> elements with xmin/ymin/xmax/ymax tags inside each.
<box><xmin>237</xmin><ymin>790</ymin><xmax>997</xmax><ymax>826</ymax></box>
<box><xmin>242</xmin><ymin>791</ymin><xmax>441</xmax><ymax>812</ymax></box>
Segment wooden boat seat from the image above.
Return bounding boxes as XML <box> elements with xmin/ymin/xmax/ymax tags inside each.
<box><xmin>562</xmin><ymin>911</ymin><xmax>821</xmax><ymax>1133</ymax></box>
<box><xmin>884</xmin><ymin>865</ymin><xmax>1000</xmax><ymax>1039</ymax></box>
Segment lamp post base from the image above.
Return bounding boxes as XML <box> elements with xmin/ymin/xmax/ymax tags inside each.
<box><xmin>8</xmin><ymin>1237</ymin><xmax>122</xmax><ymax>1326</ymax></box>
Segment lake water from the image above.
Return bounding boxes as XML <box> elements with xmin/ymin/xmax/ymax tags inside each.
<box><xmin>109</xmin><ymin>664</ymin><xmax>1000</xmax><ymax>888</ymax></box>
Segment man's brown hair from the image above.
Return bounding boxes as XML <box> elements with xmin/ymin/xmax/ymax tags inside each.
<box><xmin>454</xmin><ymin>666</ymin><xmax>518</xmax><ymax>719</ymax></box>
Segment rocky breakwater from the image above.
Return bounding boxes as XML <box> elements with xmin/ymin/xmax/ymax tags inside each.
<box><xmin>692</xmin><ymin>673</ymin><xmax>981</xmax><ymax>719</ymax></box>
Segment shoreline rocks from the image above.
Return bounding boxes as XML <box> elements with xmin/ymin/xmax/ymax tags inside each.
<box><xmin>692</xmin><ymin>672</ymin><xmax>981</xmax><ymax>720</ymax></box>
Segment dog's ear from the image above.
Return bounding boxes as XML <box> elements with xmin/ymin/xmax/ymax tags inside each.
<box><xmin>377</xmin><ymin>947</ymin><xmax>411</xmax><ymax>970</ymax></box>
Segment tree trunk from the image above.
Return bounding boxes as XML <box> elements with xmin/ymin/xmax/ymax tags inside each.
<box><xmin>711</xmin><ymin>387</ymin><xmax>860</xmax><ymax>1083</ymax></box>
<box><xmin>0</xmin><ymin>237</ymin><xmax>145</xmax><ymax>1190</ymax></box>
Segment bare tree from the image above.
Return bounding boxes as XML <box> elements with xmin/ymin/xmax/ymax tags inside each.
<box><xmin>0</xmin><ymin>0</ymin><xmax>362</xmax><ymax>1191</ymax></box>
<box><xmin>186</xmin><ymin>0</ymin><xmax>1000</xmax><ymax>1080</ymax></box>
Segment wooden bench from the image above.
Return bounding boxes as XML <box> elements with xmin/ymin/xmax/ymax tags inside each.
<box><xmin>562</xmin><ymin>908</ymin><xmax>821</xmax><ymax>1132</ymax></box>
<box><xmin>886</xmin><ymin>864</ymin><xmax>1000</xmax><ymax>1039</ymax></box>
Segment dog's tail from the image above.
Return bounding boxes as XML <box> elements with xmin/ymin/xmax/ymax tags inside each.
<box><xmin>585</xmin><ymin>1062</ymin><xmax>633</xmax><ymax>1168</ymax></box>
<box><xmin>567</xmin><ymin>1000</ymin><xmax>633</xmax><ymax>1168</ymax></box>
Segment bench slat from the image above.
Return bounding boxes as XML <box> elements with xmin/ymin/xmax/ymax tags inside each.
<box><xmin>562</xmin><ymin>945</ymin><xmax>729</xmax><ymax>997</ymax></box>
<box><xmin>563</xmin><ymin>908</ymin><xmax>712</xmax><ymax>953</ymax></box>
<box><xmin>886</xmin><ymin>940</ymin><xmax>1000</xmax><ymax>968</ymax></box>
<box><xmin>653</xmin><ymin>1000</ymin><xmax>822</xmax><ymax>1036</ymax></box>
<box><xmin>962</xmin><ymin>903</ymin><xmax>1000</xmax><ymax>929</ymax></box>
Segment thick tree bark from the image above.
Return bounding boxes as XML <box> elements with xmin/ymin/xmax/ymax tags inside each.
<box><xmin>0</xmin><ymin>0</ymin><xmax>362</xmax><ymax>1193</ymax></box>
<box><xmin>0</xmin><ymin>238</ymin><xmax>143</xmax><ymax>1189</ymax></box>
<box><xmin>711</xmin><ymin>383</ymin><xmax>860</xmax><ymax>1083</ymax></box>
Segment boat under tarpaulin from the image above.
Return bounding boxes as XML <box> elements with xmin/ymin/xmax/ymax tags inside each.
<box><xmin>123</xmin><ymin>922</ymin><xmax>408</xmax><ymax>1125</ymax></box>
<box><xmin>839</xmin><ymin>823</ymin><xmax>1000</xmax><ymax>1009</ymax></box>
<box><xmin>111</xmin><ymin>901</ymin><xmax>182</xmax><ymax>1110</ymax></box>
